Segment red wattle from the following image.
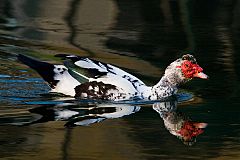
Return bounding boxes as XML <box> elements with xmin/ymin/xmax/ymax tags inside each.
<box><xmin>181</xmin><ymin>61</ymin><xmax>203</xmax><ymax>78</ymax></box>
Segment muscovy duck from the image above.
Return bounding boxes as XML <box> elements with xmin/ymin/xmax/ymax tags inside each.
<box><xmin>18</xmin><ymin>54</ymin><xmax>208</xmax><ymax>101</ymax></box>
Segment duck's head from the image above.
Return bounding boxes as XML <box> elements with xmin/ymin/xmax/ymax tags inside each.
<box><xmin>164</xmin><ymin>54</ymin><xmax>208</xmax><ymax>85</ymax></box>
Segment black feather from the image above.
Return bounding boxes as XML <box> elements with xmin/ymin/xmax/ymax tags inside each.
<box><xmin>17</xmin><ymin>54</ymin><xmax>59</xmax><ymax>88</ymax></box>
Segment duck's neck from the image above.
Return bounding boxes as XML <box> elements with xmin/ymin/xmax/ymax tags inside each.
<box><xmin>148</xmin><ymin>74</ymin><xmax>179</xmax><ymax>100</ymax></box>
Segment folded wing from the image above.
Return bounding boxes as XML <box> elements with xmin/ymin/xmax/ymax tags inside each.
<box><xmin>55</xmin><ymin>54</ymin><xmax>146</xmax><ymax>90</ymax></box>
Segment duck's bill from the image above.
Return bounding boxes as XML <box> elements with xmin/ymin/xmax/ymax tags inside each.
<box><xmin>193</xmin><ymin>122</ymin><xmax>208</xmax><ymax>129</ymax></box>
<box><xmin>194</xmin><ymin>72</ymin><xmax>208</xmax><ymax>79</ymax></box>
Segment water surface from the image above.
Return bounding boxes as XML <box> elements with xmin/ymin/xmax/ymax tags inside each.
<box><xmin>0</xmin><ymin>0</ymin><xmax>240</xmax><ymax>160</ymax></box>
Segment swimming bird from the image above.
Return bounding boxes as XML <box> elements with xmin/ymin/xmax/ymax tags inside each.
<box><xmin>18</xmin><ymin>54</ymin><xmax>208</xmax><ymax>101</ymax></box>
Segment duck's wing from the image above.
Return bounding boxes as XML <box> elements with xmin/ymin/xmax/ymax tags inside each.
<box><xmin>55</xmin><ymin>54</ymin><xmax>146</xmax><ymax>87</ymax></box>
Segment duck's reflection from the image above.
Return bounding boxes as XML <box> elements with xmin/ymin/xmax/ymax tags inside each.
<box><xmin>24</xmin><ymin>98</ymin><xmax>207</xmax><ymax>145</ymax></box>
<box><xmin>28</xmin><ymin>103</ymin><xmax>141</xmax><ymax>127</ymax></box>
<box><xmin>153</xmin><ymin>101</ymin><xmax>207</xmax><ymax>146</ymax></box>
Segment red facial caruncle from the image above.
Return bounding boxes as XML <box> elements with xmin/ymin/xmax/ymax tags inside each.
<box><xmin>177</xmin><ymin>121</ymin><xmax>207</xmax><ymax>141</ymax></box>
<box><xmin>177</xmin><ymin>60</ymin><xmax>208</xmax><ymax>79</ymax></box>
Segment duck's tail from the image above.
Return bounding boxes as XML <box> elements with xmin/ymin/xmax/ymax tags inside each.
<box><xmin>18</xmin><ymin>54</ymin><xmax>59</xmax><ymax>88</ymax></box>
<box><xmin>17</xmin><ymin>54</ymin><xmax>80</xmax><ymax>96</ymax></box>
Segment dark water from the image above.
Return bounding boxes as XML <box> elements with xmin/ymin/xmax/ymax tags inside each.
<box><xmin>0</xmin><ymin>0</ymin><xmax>240</xmax><ymax>159</ymax></box>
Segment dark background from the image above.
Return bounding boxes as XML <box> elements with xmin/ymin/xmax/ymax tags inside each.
<box><xmin>0</xmin><ymin>0</ymin><xmax>240</xmax><ymax>159</ymax></box>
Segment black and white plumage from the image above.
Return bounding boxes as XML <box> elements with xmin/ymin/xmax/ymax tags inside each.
<box><xmin>18</xmin><ymin>54</ymin><xmax>80</xmax><ymax>96</ymax></box>
<box><xmin>18</xmin><ymin>54</ymin><xmax>208</xmax><ymax>101</ymax></box>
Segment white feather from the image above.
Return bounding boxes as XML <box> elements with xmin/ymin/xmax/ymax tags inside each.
<box><xmin>75</xmin><ymin>59</ymin><xmax>107</xmax><ymax>72</ymax></box>
<box><xmin>51</xmin><ymin>65</ymin><xmax>80</xmax><ymax>96</ymax></box>
<box><xmin>74</xmin><ymin>58</ymin><xmax>145</xmax><ymax>89</ymax></box>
